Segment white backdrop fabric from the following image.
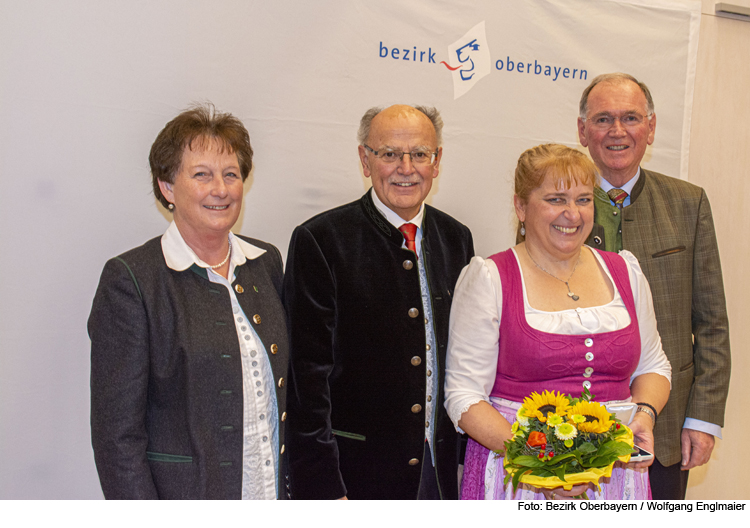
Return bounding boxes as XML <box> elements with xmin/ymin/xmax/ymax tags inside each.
<box><xmin>0</xmin><ymin>0</ymin><xmax>699</xmax><ymax>498</ymax></box>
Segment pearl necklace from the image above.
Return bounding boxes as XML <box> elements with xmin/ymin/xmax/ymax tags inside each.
<box><xmin>525</xmin><ymin>245</ymin><xmax>581</xmax><ymax>301</ymax></box>
<box><xmin>209</xmin><ymin>237</ymin><xmax>232</xmax><ymax>269</ymax></box>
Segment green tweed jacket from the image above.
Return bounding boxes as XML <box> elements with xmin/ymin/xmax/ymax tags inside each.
<box><xmin>586</xmin><ymin>168</ymin><xmax>731</xmax><ymax>467</ymax></box>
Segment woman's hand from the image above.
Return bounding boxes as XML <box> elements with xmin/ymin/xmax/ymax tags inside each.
<box><xmin>628</xmin><ymin>411</ymin><xmax>655</xmax><ymax>468</ymax></box>
<box><xmin>542</xmin><ymin>483</ymin><xmax>592</xmax><ymax>499</ymax></box>
<box><xmin>629</xmin><ymin>372</ymin><xmax>669</xmax><ymax>468</ymax></box>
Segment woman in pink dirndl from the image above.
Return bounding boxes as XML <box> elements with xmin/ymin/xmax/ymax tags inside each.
<box><xmin>445</xmin><ymin>144</ymin><xmax>671</xmax><ymax>500</ymax></box>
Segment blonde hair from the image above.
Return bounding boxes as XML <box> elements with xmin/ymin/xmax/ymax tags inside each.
<box><xmin>515</xmin><ymin>144</ymin><xmax>598</xmax><ymax>202</ymax></box>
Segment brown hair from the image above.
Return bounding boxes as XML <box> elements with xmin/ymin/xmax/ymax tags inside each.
<box><xmin>515</xmin><ymin>144</ymin><xmax>598</xmax><ymax>202</ymax></box>
<box><xmin>149</xmin><ymin>103</ymin><xmax>253</xmax><ymax>209</ymax></box>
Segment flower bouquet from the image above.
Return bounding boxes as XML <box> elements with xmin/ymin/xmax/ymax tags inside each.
<box><xmin>501</xmin><ymin>388</ymin><xmax>634</xmax><ymax>495</ymax></box>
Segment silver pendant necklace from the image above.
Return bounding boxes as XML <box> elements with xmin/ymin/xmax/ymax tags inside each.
<box><xmin>525</xmin><ymin>245</ymin><xmax>581</xmax><ymax>301</ymax></box>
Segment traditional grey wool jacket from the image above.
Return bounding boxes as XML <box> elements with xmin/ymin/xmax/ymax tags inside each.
<box><xmin>89</xmin><ymin>234</ymin><xmax>289</xmax><ymax>499</ymax></box>
<box><xmin>284</xmin><ymin>191</ymin><xmax>474</xmax><ymax>500</ymax></box>
<box><xmin>586</xmin><ymin>168</ymin><xmax>730</xmax><ymax>467</ymax></box>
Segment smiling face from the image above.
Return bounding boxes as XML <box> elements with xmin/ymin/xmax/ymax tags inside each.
<box><xmin>158</xmin><ymin>137</ymin><xmax>244</xmax><ymax>243</ymax></box>
<box><xmin>358</xmin><ymin>105</ymin><xmax>441</xmax><ymax>221</ymax></box>
<box><xmin>578</xmin><ymin>80</ymin><xmax>656</xmax><ymax>187</ymax></box>
<box><xmin>515</xmin><ymin>173</ymin><xmax>594</xmax><ymax>260</ymax></box>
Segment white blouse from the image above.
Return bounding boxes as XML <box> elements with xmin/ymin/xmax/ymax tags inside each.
<box><xmin>444</xmin><ymin>247</ymin><xmax>671</xmax><ymax>432</ymax></box>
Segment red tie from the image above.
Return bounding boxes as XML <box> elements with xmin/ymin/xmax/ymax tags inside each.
<box><xmin>399</xmin><ymin>223</ymin><xmax>418</xmax><ymax>257</ymax></box>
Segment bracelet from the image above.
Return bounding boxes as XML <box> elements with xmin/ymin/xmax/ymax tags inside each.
<box><xmin>636</xmin><ymin>404</ymin><xmax>657</xmax><ymax>426</ymax></box>
<box><xmin>636</xmin><ymin>402</ymin><xmax>658</xmax><ymax>418</ymax></box>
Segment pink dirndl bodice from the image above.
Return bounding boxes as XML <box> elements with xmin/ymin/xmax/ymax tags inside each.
<box><xmin>489</xmin><ymin>248</ymin><xmax>640</xmax><ymax>402</ymax></box>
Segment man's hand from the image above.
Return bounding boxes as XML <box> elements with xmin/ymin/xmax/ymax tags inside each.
<box><xmin>681</xmin><ymin>428</ymin><xmax>715</xmax><ymax>470</ymax></box>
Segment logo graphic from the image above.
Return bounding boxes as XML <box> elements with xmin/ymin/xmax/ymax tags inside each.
<box><xmin>376</xmin><ymin>21</ymin><xmax>589</xmax><ymax>99</ymax></box>
<box><xmin>442</xmin><ymin>21</ymin><xmax>491</xmax><ymax>99</ymax></box>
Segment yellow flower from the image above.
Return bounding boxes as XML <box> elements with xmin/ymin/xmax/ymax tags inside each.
<box><xmin>564</xmin><ymin>439</ymin><xmax>574</xmax><ymax>448</ymax></box>
<box><xmin>547</xmin><ymin>414</ymin><xmax>564</xmax><ymax>427</ymax></box>
<box><xmin>521</xmin><ymin>391</ymin><xmax>571</xmax><ymax>423</ymax></box>
<box><xmin>568</xmin><ymin>401</ymin><xmax>613</xmax><ymax>434</ymax></box>
<box><xmin>554</xmin><ymin>422</ymin><xmax>578</xmax><ymax>440</ymax></box>
<box><xmin>516</xmin><ymin>406</ymin><xmax>531</xmax><ymax>427</ymax></box>
<box><xmin>570</xmin><ymin>414</ymin><xmax>586</xmax><ymax>424</ymax></box>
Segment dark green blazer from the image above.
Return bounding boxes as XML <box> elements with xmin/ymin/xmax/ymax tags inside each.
<box><xmin>89</xmin><ymin>235</ymin><xmax>288</xmax><ymax>499</ymax></box>
<box><xmin>587</xmin><ymin>169</ymin><xmax>730</xmax><ymax>466</ymax></box>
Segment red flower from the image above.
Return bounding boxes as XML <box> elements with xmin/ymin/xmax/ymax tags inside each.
<box><xmin>527</xmin><ymin>431</ymin><xmax>547</xmax><ymax>448</ymax></box>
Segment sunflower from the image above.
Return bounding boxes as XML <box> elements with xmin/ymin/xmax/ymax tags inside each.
<box><xmin>521</xmin><ymin>391</ymin><xmax>571</xmax><ymax>423</ymax></box>
<box><xmin>568</xmin><ymin>401</ymin><xmax>613</xmax><ymax>433</ymax></box>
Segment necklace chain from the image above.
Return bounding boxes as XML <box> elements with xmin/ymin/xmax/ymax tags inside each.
<box><xmin>524</xmin><ymin>245</ymin><xmax>581</xmax><ymax>301</ymax></box>
<box><xmin>209</xmin><ymin>237</ymin><xmax>232</xmax><ymax>269</ymax></box>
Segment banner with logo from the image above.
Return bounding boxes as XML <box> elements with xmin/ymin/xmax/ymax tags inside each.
<box><xmin>238</xmin><ymin>0</ymin><xmax>700</xmax><ymax>255</ymax></box>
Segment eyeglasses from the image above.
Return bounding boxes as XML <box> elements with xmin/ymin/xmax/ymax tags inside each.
<box><xmin>364</xmin><ymin>145</ymin><xmax>438</xmax><ymax>165</ymax></box>
<box><xmin>587</xmin><ymin>112</ymin><xmax>652</xmax><ymax>130</ymax></box>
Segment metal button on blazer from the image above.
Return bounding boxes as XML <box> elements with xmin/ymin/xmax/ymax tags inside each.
<box><xmin>278</xmin><ymin>377</ymin><xmax>285</xmax><ymax>388</ymax></box>
<box><xmin>403</xmin><ymin>260</ymin><xmax>413</xmax><ymax>270</ymax></box>
<box><xmin>411</xmin><ymin>404</ymin><xmax>422</xmax><ymax>414</ymax></box>
<box><xmin>270</xmin><ymin>344</ymin><xmax>278</xmax><ymax>354</ymax></box>
<box><xmin>253</xmin><ymin>314</ymin><xmax>261</xmax><ymax>324</ymax></box>
<box><xmin>408</xmin><ymin>308</ymin><xmax>419</xmax><ymax>318</ymax></box>
<box><xmin>411</xmin><ymin>356</ymin><xmax>422</xmax><ymax>366</ymax></box>
<box><xmin>408</xmin><ymin>458</ymin><xmax>419</xmax><ymax>466</ymax></box>
<box><xmin>280</xmin><ymin>444</ymin><xmax>285</xmax><ymax>454</ymax></box>
<box><xmin>281</xmin><ymin>412</ymin><xmax>287</xmax><ymax>422</ymax></box>
<box><xmin>235</xmin><ymin>284</ymin><xmax>244</xmax><ymax>293</ymax></box>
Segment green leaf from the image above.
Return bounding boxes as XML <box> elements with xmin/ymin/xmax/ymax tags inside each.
<box><xmin>511</xmin><ymin>455</ymin><xmax>546</xmax><ymax>468</ymax></box>
<box><xmin>547</xmin><ymin>453</ymin><xmax>576</xmax><ymax>465</ymax></box>
<box><xmin>577</xmin><ymin>442</ymin><xmax>596</xmax><ymax>454</ymax></box>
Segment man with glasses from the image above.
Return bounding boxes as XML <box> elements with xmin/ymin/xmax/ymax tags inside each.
<box><xmin>284</xmin><ymin>105</ymin><xmax>474</xmax><ymax>499</ymax></box>
<box><xmin>578</xmin><ymin>73</ymin><xmax>730</xmax><ymax>499</ymax></box>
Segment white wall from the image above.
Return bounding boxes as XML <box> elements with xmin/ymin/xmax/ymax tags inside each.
<box><xmin>683</xmin><ymin>1</ymin><xmax>750</xmax><ymax>500</ymax></box>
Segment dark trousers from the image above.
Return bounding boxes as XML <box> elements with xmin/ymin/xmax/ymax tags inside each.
<box><xmin>649</xmin><ymin>458</ymin><xmax>689</xmax><ymax>500</ymax></box>
<box><xmin>417</xmin><ymin>441</ymin><xmax>440</xmax><ymax>500</ymax></box>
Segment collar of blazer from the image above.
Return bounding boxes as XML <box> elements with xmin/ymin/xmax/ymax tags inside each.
<box><xmin>359</xmin><ymin>191</ymin><xmax>430</xmax><ymax>248</ymax></box>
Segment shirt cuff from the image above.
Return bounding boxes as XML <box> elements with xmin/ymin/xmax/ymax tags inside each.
<box><xmin>683</xmin><ymin>418</ymin><xmax>722</xmax><ymax>440</ymax></box>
